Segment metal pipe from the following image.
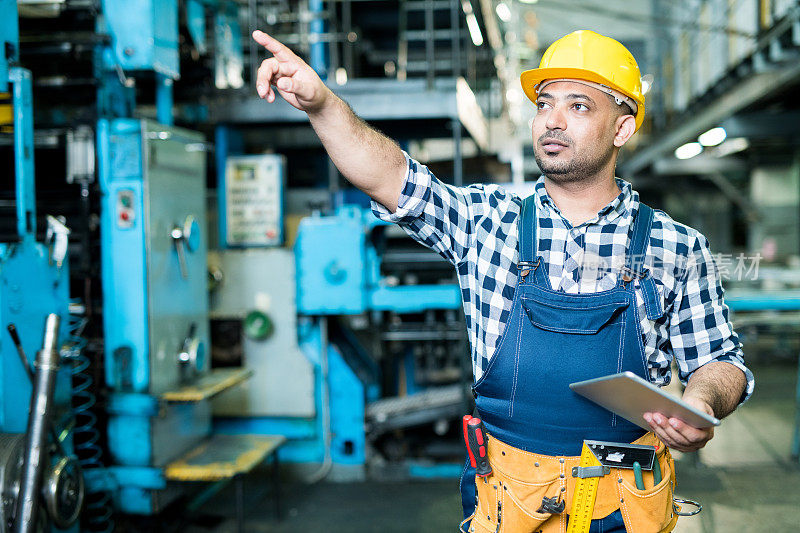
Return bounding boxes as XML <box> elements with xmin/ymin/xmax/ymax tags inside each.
<box><xmin>14</xmin><ymin>314</ymin><xmax>61</xmax><ymax>533</ymax></box>
<box><xmin>309</xmin><ymin>0</ymin><xmax>328</xmax><ymax>78</ymax></box>
<box><xmin>306</xmin><ymin>316</ymin><xmax>332</xmax><ymax>483</ymax></box>
<box><xmin>452</xmin><ymin>117</ymin><xmax>462</xmax><ymax>186</ymax></box>
<box><xmin>155</xmin><ymin>73</ymin><xmax>173</xmax><ymax>127</ymax></box>
<box><xmin>11</xmin><ymin>68</ymin><xmax>36</xmax><ymax>240</ymax></box>
<box><xmin>450</xmin><ymin>0</ymin><xmax>461</xmax><ymax>79</ymax></box>
<box><xmin>6</xmin><ymin>323</ymin><xmax>69</xmax><ymax>458</ymax></box>
<box><xmin>425</xmin><ymin>0</ymin><xmax>435</xmax><ymax>89</ymax></box>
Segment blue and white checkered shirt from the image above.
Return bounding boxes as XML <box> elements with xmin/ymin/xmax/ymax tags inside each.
<box><xmin>371</xmin><ymin>152</ymin><xmax>754</xmax><ymax>403</ymax></box>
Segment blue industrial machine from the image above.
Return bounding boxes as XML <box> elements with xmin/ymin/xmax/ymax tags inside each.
<box><xmin>90</xmin><ymin>0</ymin><xmax>252</xmax><ymax>517</ymax></box>
<box><xmin>97</xmin><ymin>118</ymin><xmax>219</xmax><ymax>514</ymax></box>
<box><xmin>8</xmin><ymin>3</ymin><xmax>476</xmax><ymax>528</ymax></box>
<box><xmin>0</xmin><ymin>3</ymin><xmax>82</xmax><ymax>530</ymax></box>
<box><xmin>295</xmin><ymin>206</ymin><xmax>462</xmax><ymax>315</ymax></box>
<box><xmin>212</xmin><ymin>193</ymin><xmax>468</xmax><ymax>479</ymax></box>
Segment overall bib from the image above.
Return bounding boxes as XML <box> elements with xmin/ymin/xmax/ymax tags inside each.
<box><xmin>460</xmin><ymin>195</ymin><xmax>675</xmax><ymax>532</ymax></box>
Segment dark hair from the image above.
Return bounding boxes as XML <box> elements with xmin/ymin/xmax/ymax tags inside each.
<box><xmin>605</xmin><ymin>93</ymin><xmax>634</xmax><ymax>117</ymax></box>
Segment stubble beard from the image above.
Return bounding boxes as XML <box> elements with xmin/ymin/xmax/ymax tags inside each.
<box><xmin>534</xmin><ymin>137</ymin><xmax>616</xmax><ymax>184</ymax></box>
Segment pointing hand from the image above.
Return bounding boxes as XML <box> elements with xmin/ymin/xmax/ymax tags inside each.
<box><xmin>252</xmin><ymin>30</ymin><xmax>331</xmax><ymax>113</ymax></box>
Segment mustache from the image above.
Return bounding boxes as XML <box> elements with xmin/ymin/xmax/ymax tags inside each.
<box><xmin>538</xmin><ymin>131</ymin><xmax>572</xmax><ymax>145</ymax></box>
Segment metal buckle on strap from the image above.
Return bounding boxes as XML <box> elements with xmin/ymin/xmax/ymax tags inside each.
<box><xmin>518</xmin><ymin>260</ymin><xmax>539</xmax><ymax>278</ymax></box>
<box><xmin>571</xmin><ymin>465</ymin><xmax>610</xmax><ymax>478</ymax></box>
<box><xmin>619</xmin><ymin>266</ymin><xmax>647</xmax><ymax>283</ymax></box>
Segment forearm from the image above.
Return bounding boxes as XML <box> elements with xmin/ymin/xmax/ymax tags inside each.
<box><xmin>308</xmin><ymin>91</ymin><xmax>406</xmax><ymax>211</ymax></box>
<box><xmin>682</xmin><ymin>361</ymin><xmax>747</xmax><ymax>419</ymax></box>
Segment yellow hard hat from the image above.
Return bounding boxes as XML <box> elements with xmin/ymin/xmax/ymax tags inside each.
<box><xmin>520</xmin><ymin>30</ymin><xmax>646</xmax><ymax>131</ymax></box>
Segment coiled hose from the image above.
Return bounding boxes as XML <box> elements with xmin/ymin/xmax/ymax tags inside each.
<box><xmin>64</xmin><ymin>310</ymin><xmax>114</xmax><ymax>533</ymax></box>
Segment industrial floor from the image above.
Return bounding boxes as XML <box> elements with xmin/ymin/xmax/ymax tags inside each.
<box><xmin>164</xmin><ymin>361</ymin><xmax>799</xmax><ymax>532</ymax></box>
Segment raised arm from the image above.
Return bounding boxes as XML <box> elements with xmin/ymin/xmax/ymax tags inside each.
<box><xmin>252</xmin><ymin>30</ymin><xmax>406</xmax><ymax>211</ymax></box>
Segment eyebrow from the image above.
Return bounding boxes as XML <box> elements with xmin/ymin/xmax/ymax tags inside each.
<box><xmin>567</xmin><ymin>93</ymin><xmax>596</xmax><ymax>105</ymax></box>
<box><xmin>536</xmin><ymin>92</ymin><xmax>596</xmax><ymax>105</ymax></box>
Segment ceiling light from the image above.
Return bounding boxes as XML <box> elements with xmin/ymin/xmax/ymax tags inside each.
<box><xmin>715</xmin><ymin>137</ymin><xmax>749</xmax><ymax>157</ymax></box>
<box><xmin>496</xmin><ymin>2</ymin><xmax>512</xmax><ymax>21</ymax></box>
<box><xmin>674</xmin><ymin>142</ymin><xmax>703</xmax><ymax>160</ymax></box>
<box><xmin>466</xmin><ymin>13</ymin><xmax>484</xmax><ymax>46</ymax></box>
<box><xmin>698</xmin><ymin>126</ymin><xmax>727</xmax><ymax>147</ymax></box>
<box><xmin>520</xmin><ymin>0</ymin><xmax>539</xmax><ymax>3</ymax></box>
<box><xmin>335</xmin><ymin>67</ymin><xmax>348</xmax><ymax>85</ymax></box>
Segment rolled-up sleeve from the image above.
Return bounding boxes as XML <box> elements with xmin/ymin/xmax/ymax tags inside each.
<box><xmin>668</xmin><ymin>233</ymin><xmax>754</xmax><ymax>405</ymax></box>
<box><xmin>370</xmin><ymin>151</ymin><xmax>478</xmax><ymax>266</ymax></box>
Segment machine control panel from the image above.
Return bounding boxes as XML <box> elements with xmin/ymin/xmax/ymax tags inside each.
<box><xmin>223</xmin><ymin>154</ymin><xmax>284</xmax><ymax>247</ymax></box>
<box><xmin>116</xmin><ymin>189</ymin><xmax>135</xmax><ymax>229</ymax></box>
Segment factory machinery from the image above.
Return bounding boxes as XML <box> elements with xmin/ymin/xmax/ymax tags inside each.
<box><xmin>211</xmin><ymin>182</ymin><xmax>473</xmax><ymax>480</ymax></box>
<box><xmin>1</xmin><ymin>0</ymin><xmax>487</xmax><ymax>528</ymax></box>
<box><xmin>0</xmin><ymin>8</ymin><xmax>83</xmax><ymax>532</ymax></box>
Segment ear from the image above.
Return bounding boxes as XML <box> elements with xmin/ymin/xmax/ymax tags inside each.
<box><xmin>613</xmin><ymin>114</ymin><xmax>636</xmax><ymax>148</ymax></box>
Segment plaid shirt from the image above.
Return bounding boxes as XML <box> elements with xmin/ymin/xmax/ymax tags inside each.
<box><xmin>371</xmin><ymin>152</ymin><xmax>754</xmax><ymax>403</ymax></box>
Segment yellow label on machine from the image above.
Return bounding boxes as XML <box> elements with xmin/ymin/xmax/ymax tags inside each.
<box><xmin>566</xmin><ymin>443</ymin><xmax>602</xmax><ymax>533</ymax></box>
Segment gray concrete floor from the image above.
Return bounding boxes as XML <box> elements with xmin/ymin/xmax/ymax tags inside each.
<box><xmin>178</xmin><ymin>361</ymin><xmax>799</xmax><ymax>532</ymax></box>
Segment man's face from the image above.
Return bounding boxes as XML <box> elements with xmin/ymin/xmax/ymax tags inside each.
<box><xmin>531</xmin><ymin>80</ymin><xmax>622</xmax><ymax>183</ymax></box>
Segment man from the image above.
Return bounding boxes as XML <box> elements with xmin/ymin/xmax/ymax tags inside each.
<box><xmin>252</xmin><ymin>28</ymin><xmax>753</xmax><ymax>532</ymax></box>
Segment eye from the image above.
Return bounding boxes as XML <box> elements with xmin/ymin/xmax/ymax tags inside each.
<box><xmin>573</xmin><ymin>102</ymin><xmax>589</xmax><ymax>111</ymax></box>
<box><xmin>536</xmin><ymin>101</ymin><xmax>551</xmax><ymax>110</ymax></box>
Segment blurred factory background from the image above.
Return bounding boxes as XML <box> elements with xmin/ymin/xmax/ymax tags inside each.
<box><xmin>0</xmin><ymin>0</ymin><xmax>799</xmax><ymax>531</ymax></box>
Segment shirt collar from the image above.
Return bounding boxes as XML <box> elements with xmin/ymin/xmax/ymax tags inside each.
<box><xmin>533</xmin><ymin>176</ymin><xmax>637</xmax><ymax>226</ymax></box>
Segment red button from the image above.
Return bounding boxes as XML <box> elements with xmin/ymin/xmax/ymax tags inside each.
<box><xmin>120</xmin><ymin>211</ymin><xmax>130</xmax><ymax>221</ymax></box>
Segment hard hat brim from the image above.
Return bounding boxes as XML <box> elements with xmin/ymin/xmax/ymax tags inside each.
<box><xmin>520</xmin><ymin>67</ymin><xmax>645</xmax><ymax>131</ymax></box>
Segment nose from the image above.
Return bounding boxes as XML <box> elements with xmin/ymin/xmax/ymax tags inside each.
<box><xmin>545</xmin><ymin>104</ymin><xmax>567</xmax><ymax>131</ymax></box>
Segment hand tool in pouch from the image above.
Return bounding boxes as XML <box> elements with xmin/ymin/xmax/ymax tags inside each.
<box><xmin>567</xmin><ymin>440</ymin><xmax>658</xmax><ymax>533</ymax></box>
<box><xmin>462</xmin><ymin>415</ymin><xmax>491</xmax><ymax>477</ymax></box>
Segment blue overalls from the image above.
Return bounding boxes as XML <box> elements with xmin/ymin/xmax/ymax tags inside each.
<box><xmin>459</xmin><ymin>195</ymin><xmax>664</xmax><ymax>532</ymax></box>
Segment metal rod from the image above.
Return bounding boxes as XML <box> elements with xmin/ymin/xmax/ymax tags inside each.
<box><xmin>7</xmin><ymin>324</ymin><xmax>35</xmax><ymax>378</ymax></box>
<box><xmin>6</xmin><ymin>323</ymin><xmax>70</xmax><ymax>460</ymax></box>
<box><xmin>14</xmin><ymin>314</ymin><xmax>61</xmax><ymax>533</ymax></box>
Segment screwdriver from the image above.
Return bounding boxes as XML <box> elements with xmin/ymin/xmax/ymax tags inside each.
<box><xmin>462</xmin><ymin>415</ymin><xmax>492</xmax><ymax>477</ymax></box>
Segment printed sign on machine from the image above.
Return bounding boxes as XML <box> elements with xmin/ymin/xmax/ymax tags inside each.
<box><xmin>224</xmin><ymin>154</ymin><xmax>285</xmax><ymax>247</ymax></box>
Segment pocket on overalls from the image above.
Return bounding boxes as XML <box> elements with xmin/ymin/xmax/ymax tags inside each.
<box><xmin>471</xmin><ymin>467</ymin><xmax>561</xmax><ymax>532</ymax></box>
<box><xmin>617</xmin><ymin>447</ymin><xmax>677</xmax><ymax>533</ymax></box>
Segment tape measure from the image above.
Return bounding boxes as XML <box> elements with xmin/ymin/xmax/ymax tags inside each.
<box><xmin>566</xmin><ymin>443</ymin><xmax>602</xmax><ymax>533</ymax></box>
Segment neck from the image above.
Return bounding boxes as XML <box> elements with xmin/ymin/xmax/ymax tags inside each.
<box><xmin>543</xmin><ymin>168</ymin><xmax>621</xmax><ymax>227</ymax></box>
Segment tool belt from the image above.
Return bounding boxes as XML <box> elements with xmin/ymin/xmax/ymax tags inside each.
<box><xmin>461</xmin><ymin>432</ymin><xmax>679</xmax><ymax>533</ymax></box>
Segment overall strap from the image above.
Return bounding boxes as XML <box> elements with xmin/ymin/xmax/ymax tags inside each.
<box><xmin>626</xmin><ymin>203</ymin><xmax>654</xmax><ymax>269</ymax></box>
<box><xmin>624</xmin><ymin>202</ymin><xmax>664</xmax><ymax>320</ymax></box>
<box><xmin>518</xmin><ymin>195</ymin><xmax>538</xmax><ymax>264</ymax></box>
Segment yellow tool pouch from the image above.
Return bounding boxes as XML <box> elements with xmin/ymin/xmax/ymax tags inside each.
<box><xmin>462</xmin><ymin>432</ymin><xmax>678</xmax><ymax>533</ymax></box>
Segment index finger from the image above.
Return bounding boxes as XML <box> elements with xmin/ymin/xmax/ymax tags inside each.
<box><xmin>252</xmin><ymin>30</ymin><xmax>295</xmax><ymax>61</ymax></box>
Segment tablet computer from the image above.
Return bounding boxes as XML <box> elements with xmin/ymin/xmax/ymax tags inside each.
<box><xmin>569</xmin><ymin>371</ymin><xmax>720</xmax><ymax>430</ymax></box>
